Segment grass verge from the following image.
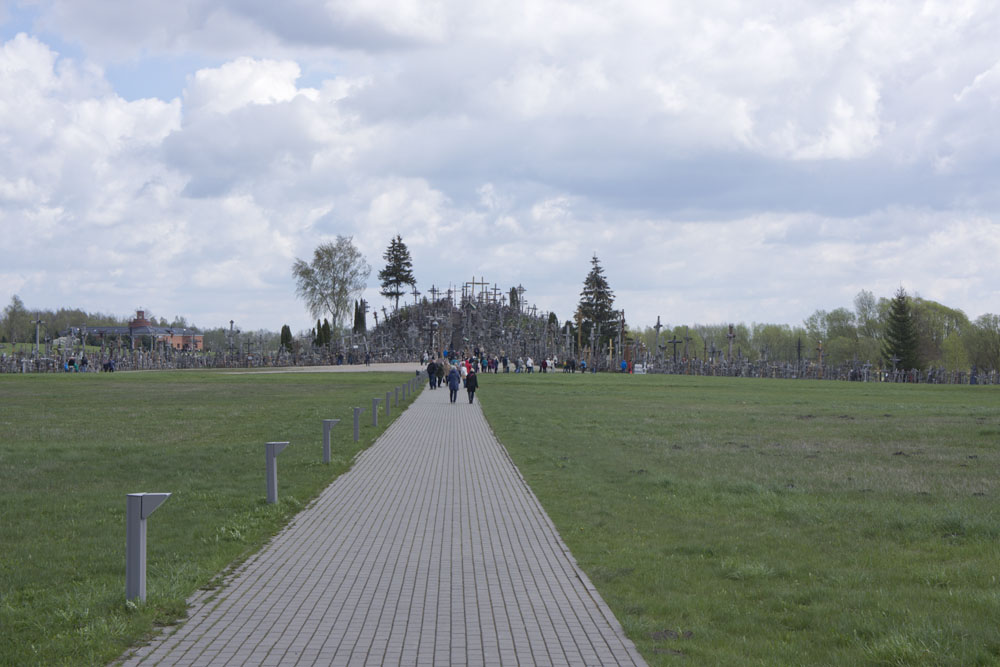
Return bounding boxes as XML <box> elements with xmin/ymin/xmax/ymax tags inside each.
<box><xmin>0</xmin><ymin>369</ymin><xmax>418</xmax><ymax>666</ymax></box>
<box><xmin>478</xmin><ymin>372</ymin><xmax>1000</xmax><ymax>666</ymax></box>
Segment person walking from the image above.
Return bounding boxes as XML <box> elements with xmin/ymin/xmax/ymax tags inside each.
<box><xmin>466</xmin><ymin>368</ymin><xmax>479</xmax><ymax>404</ymax></box>
<box><xmin>427</xmin><ymin>358</ymin><xmax>437</xmax><ymax>389</ymax></box>
<box><xmin>447</xmin><ymin>365</ymin><xmax>461</xmax><ymax>403</ymax></box>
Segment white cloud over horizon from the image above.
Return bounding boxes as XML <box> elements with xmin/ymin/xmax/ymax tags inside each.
<box><xmin>2</xmin><ymin>1</ymin><xmax>999</xmax><ymax>336</ymax></box>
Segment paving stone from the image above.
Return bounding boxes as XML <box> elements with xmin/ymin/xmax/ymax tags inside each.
<box><xmin>117</xmin><ymin>386</ymin><xmax>645</xmax><ymax>666</ymax></box>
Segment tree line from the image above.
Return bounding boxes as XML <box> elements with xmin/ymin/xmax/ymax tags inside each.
<box><xmin>633</xmin><ymin>288</ymin><xmax>1000</xmax><ymax>371</ymax></box>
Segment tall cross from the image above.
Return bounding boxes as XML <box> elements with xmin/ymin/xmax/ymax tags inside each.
<box><xmin>475</xmin><ymin>276</ymin><xmax>489</xmax><ymax>300</ymax></box>
<box><xmin>666</xmin><ymin>336</ymin><xmax>682</xmax><ymax>364</ymax></box>
<box><xmin>33</xmin><ymin>315</ymin><xmax>45</xmax><ymax>357</ymax></box>
<box><xmin>653</xmin><ymin>316</ymin><xmax>663</xmax><ymax>358</ymax></box>
<box><xmin>411</xmin><ymin>285</ymin><xmax>421</xmax><ymax>305</ymax></box>
<box><xmin>727</xmin><ymin>324</ymin><xmax>736</xmax><ymax>361</ymax></box>
<box><xmin>429</xmin><ymin>285</ymin><xmax>440</xmax><ymax>302</ymax></box>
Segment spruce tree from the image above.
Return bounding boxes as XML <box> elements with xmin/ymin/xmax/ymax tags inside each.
<box><xmin>321</xmin><ymin>319</ymin><xmax>332</xmax><ymax>347</ymax></box>
<box><xmin>354</xmin><ymin>299</ymin><xmax>367</xmax><ymax>334</ymax></box>
<box><xmin>379</xmin><ymin>235</ymin><xmax>416</xmax><ymax>311</ymax></box>
<box><xmin>279</xmin><ymin>324</ymin><xmax>292</xmax><ymax>351</ymax></box>
<box><xmin>882</xmin><ymin>287</ymin><xmax>919</xmax><ymax>369</ymax></box>
<box><xmin>576</xmin><ymin>254</ymin><xmax>617</xmax><ymax>348</ymax></box>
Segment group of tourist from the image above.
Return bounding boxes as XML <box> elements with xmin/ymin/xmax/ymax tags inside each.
<box><xmin>425</xmin><ymin>357</ymin><xmax>478</xmax><ymax>404</ymax></box>
<box><xmin>421</xmin><ymin>346</ymin><xmax>600</xmax><ymax>405</ymax></box>
<box><xmin>420</xmin><ymin>348</ymin><xmax>593</xmax><ymax>395</ymax></box>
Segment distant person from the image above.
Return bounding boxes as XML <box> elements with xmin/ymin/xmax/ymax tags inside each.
<box><xmin>436</xmin><ymin>360</ymin><xmax>445</xmax><ymax>388</ymax></box>
<box><xmin>466</xmin><ymin>368</ymin><xmax>479</xmax><ymax>403</ymax></box>
<box><xmin>426</xmin><ymin>358</ymin><xmax>437</xmax><ymax>389</ymax></box>
<box><xmin>526</xmin><ymin>356</ymin><xmax>534</xmax><ymax>373</ymax></box>
<box><xmin>621</xmin><ymin>359</ymin><xmax>628</xmax><ymax>373</ymax></box>
<box><xmin>447</xmin><ymin>365</ymin><xmax>461</xmax><ymax>403</ymax></box>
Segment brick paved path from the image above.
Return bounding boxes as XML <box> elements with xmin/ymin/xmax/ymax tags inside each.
<box><xmin>120</xmin><ymin>386</ymin><xmax>645</xmax><ymax>666</ymax></box>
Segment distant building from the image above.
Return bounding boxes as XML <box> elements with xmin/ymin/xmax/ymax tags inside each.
<box><xmin>65</xmin><ymin>310</ymin><xmax>203</xmax><ymax>351</ymax></box>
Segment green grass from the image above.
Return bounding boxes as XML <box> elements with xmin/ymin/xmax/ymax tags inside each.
<box><xmin>0</xmin><ymin>369</ymin><xmax>418</xmax><ymax>666</ymax></box>
<box><xmin>478</xmin><ymin>372</ymin><xmax>1000</xmax><ymax>666</ymax></box>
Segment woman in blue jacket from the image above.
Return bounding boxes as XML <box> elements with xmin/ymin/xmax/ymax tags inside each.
<box><xmin>447</xmin><ymin>365</ymin><xmax>461</xmax><ymax>403</ymax></box>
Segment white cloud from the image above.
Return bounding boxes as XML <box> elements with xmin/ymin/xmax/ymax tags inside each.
<box><xmin>184</xmin><ymin>57</ymin><xmax>306</xmax><ymax>115</ymax></box>
<box><xmin>2</xmin><ymin>3</ymin><xmax>1000</xmax><ymax>335</ymax></box>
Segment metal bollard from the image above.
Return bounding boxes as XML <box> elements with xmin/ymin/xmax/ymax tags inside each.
<box><xmin>266</xmin><ymin>441</ymin><xmax>290</xmax><ymax>504</ymax></box>
<box><xmin>322</xmin><ymin>419</ymin><xmax>340</xmax><ymax>464</ymax></box>
<box><xmin>353</xmin><ymin>407</ymin><xmax>363</xmax><ymax>442</ymax></box>
<box><xmin>372</xmin><ymin>398</ymin><xmax>381</xmax><ymax>427</ymax></box>
<box><xmin>385</xmin><ymin>391</ymin><xmax>392</xmax><ymax>418</ymax></box>
<box><xmin>126</xmin><ymin>492</ymin><xmax>171</xmax><ymax>601</ymax></box>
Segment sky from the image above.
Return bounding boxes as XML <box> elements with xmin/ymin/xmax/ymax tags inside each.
<box><xmin>1</xmin><ymin>0</ymin><xmax>999</xmax><ymax>335</ymax></box>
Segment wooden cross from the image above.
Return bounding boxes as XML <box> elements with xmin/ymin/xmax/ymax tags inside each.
<box><xmin>666</xmin><ymin>336</ymin><xmax>682</xmax><ymax>363</ymax></box>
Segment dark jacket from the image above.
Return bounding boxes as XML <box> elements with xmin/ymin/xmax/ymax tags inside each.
<box><xmin>466</xmin><ymin>371</ymin><xmax>479</xmax><ymax>392</ymax></box>
<box><xmin>447</xmin><ymin>368</ymin><xmax>461</xmax><ymax>390</ymax></box>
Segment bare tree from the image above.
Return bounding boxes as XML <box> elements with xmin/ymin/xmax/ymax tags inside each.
<box><xmin>292</xmin><ymin>236</ymin><xmax>371</xmax><ymax>333</ymax></box>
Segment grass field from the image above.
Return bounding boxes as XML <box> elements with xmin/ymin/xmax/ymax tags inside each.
<box><xmin>2</xmin><ymin>370</ymin><xmax>998</xmax><ymax>665</ymax></box>
<box><xmin>0</xmin><ymin>370</ymin><xmax>417</xmax><ymax>666</ymax></box>
<box><xmin>478</xmin><ymin>372</ymin><xmax>1000</xmax><ymax>665</ymax></box>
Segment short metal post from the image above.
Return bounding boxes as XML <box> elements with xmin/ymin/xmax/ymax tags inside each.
<box><xmin>372</xmin><ymin>398</ymin><xmax>380</xmax><ymax>427</ymax></box>
<box><xmin>266</xmin><ymin>441</ymin><xmax>290</xmax><ymax>504</ymax></box>
<box><xmin>385</xmin><ymin>391</ymin><xmax>392</xmax><ymax>418</ymax></box>
<box><xmin>322</xmin><ymin>419</ymin><xmax>340</xmax><ymax>464</ymax></box>
<box><xmin>126</xmin><ymin>492</ymin><xmax>171</xmax><ymax>602</ymax></box>
<box><xmin>353</xmin><ymin>407</ymin><xmax>363</xmax><ymax>442</ymax></box>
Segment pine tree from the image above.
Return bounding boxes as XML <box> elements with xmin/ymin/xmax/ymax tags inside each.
<box><xmin>882</xmin><ymin>287</ymin><xmax>919</xmax><ymax>369</ymax></box>
<box><xmin>576</xmin><ymin>255</ymin><xmax>617</xmax><ymax>348</ymax></box>
<box><xmin>379</xmin><ymin>235</ymin><xmax>416</xmax><ymax>311</ymax></box>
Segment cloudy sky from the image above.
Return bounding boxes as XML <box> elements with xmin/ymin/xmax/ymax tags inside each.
<box><xmin>2</xmin><ymin>1</ymin><xmax>998</xmax><ymax>334</ymax></box>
